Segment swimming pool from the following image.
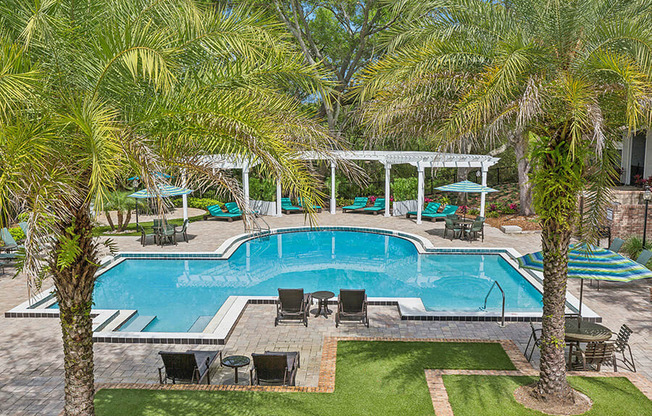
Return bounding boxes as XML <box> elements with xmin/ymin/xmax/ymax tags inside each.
<box><xmin>91</xmin><ymin>230</ymin><xmax>543</xmax><ymax>332</ymax></box>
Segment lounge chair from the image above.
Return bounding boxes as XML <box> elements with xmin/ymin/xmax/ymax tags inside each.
<box><xmin>525</xmin><ymin>322</ymin><xmax>542</xmax><ymax>362</ymax></box>
<box><xmin>204</xmin><ymin>203</ymin><xmax>241</xmax><ymax>221</ymax></box>
<box><xmin>636</xmin><ymin>249</ymin><xmax>652</xmax><ymax>266</ymax></box>
<box><xmin>342</xmin><ymin>197</ymin><xmax>368</xmax><ymax>212</ymax></box>
<box><xmin>297</xmin><ymin>197</ymin><xmax>322</xmax><ymax>213</ymax></box>
<box><xmin>464</xmin><ymin>216</ymin><xmax>485</xmax><ymax>242</ymax></box>
<box><xmin>281</xmin><ymin>198</ymin><xmax>302</xmax><ymax>214</ymax></box>
<box><xmin>571</xmin><ymin>341</ymin><xmax>617</xmax><ymax>371</ymax></box>
<box><xmin>250</xmin><ymin>351</ymin><xmax>300</xmax><ymax>386</ymax></box>
<box><xmin>139</xmin><ymin>225</ymin><xmax>158</xmax><ymax>246</ymax></box>
<box><xmin>612</xmin><ymin>324</ymin><xmax>636</xmax><ymax>372</ymax></box>
<box><xmin>406</xmin><ymin>202</ymin><xmax>441</xmax><ymax>219</ymax></box>
<box><xmin>428</xmin><ymin>205</ymin><xmax>459</xmax><ymax>221</ymax></box>
<box><xmin>275</xmin><ymin>288</ymin><xmax>312</xmax><ymax>327</ymax></box>
<box><xmin>335</xmin><ymin>289</ymin><xmax>369</xmax><ymax>328</ymax></box>
<box><xmin>175</xmin><ymin>219</ymin><xmax>189</xmax><ymax>243</ymax></box>
<box><xmin>444</xmin><ymin>217</ymin><xmax>462</xmax><ymax>240</ymax></box>
<box><xmin>158</xmin><ymin>350</ymin><xmax>221</xmax><ymax>384</ymax></box>
<box><xmin>0</xmin><ymin>228</ymin><xmax>22</xmax><ymax>252</ymax></box>
<box><xmin>363</xmin><ymin>198</ymin><xmax>385</xmax><ymax>215</ymax></box>
<box><xmin>608</xmin><ymin>237</ymin><xmax>625</xmax><ymax>253</ymax></box>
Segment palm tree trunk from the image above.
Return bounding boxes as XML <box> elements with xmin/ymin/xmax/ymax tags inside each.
<box><xmin>535</xmin><ymin>219</ymin><xmax>574</xmax><ymax>403</ymax></box>
<box><xmin>123</xmin><ymin>209</ymin><xmax>132</xmax><ymax>231</ymax></box>
<box><xmin>104</xmin><ymin>211</ymin><xmax>115</xmax><ymax>231</ymax></box>
<box><xmin>512</xmin><ymin>132</ymin><xmax>534</xmax><ymax>216</ymax></box>
<box><xmin>52</xmin><ymin>204</ymin><xmax>99</xmax><ymax>416</ymax></box>
<box><xmin>116</xmin><ymin>210</ymin><xmax>124</xmax><ymax>232</ymax></box>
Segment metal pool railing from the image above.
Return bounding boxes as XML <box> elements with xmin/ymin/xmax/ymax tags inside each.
<box><xmin>479</xmin><ymin>281</ymin><xmax>506</xmax><ymax>327</ymax></box>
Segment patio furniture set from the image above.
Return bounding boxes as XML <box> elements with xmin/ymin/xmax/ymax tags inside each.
<box><xmin>139</xmin><ymin>219</ymin><xmax>189</xmax><ymax>246</ymax></box>
<box><xmin>158</xmin><ymin>349</ymin><xmax>300</xmax><ymax>387</ymax></box>
<box><xmin>525</xmin><ymin>318</ymin><xmax>637</xmax><ymax>372</ymax></box>
<box><xmin>275</xmin><ymin>288</ymin><xmax>369</xmax><ymax>328</ymax></box>
<box><xmin>156</xmin><ymin>287</ymin><xmax>367</xmax><ymax>387</ymax></box>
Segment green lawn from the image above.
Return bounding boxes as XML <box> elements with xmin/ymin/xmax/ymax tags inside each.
<box><xmin>444</xmin><ymin>375</ymin><xmax>652</xmax><ymax>416</ymax></box>
<box><xmin>96</xmin><ymin>214</ymin><xmax>206</xmax><ymax>237</ymax></box>
<box><xmin>95</xmin><ymin>341</ymin><xmax>514</xmax><ymax>416</ymax></box>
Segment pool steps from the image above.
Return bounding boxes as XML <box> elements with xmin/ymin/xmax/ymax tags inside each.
<box><xmin>189</xmin><ymin>316</ymin><xmax>213</xmax><ymax>332</ymax></box>
<box><xmin>120</xmin><ymin>315</ymin><xmax>156</xmax><ymax>332</ymax></box>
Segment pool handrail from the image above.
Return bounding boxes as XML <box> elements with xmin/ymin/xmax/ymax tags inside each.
<box><xmin>480</xmin><ymin>281</ymin><xmax>505</xmax><ymax>327</ymax></box>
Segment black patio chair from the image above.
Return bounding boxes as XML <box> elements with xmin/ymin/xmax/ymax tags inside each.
<box><xmin>275</xmin><ymin>288</ymin><xmax>312</xmax><ymax>327</ymax></box>
<box><xmin>139</xmin><ymin>225</ymin><xmax>157</xmax><ymax>246</ymax></box>
<box><xmin>611</xmin><ymin>324</ymin><xmax>636</xmax><ymax>372</ymax></box>
<box><xmin>335</xmin><ymin>289</ymin><xmax>369</xmax><ymax>328</ymax></box>
<box><xmin>608</xmin><ymin>237</ymin><xmax>625</xmax><ymax>253</ymax></box>
<box><xmin>464</xmin><ymin>216</ymin><xmax>485</xmax><ymax>242</ymax></box>
<box><xmin>636</xmin><ymin>249</ymin><xmax>652</xmax><ymax>266</ymax></box>
<box><xmin>175</xmin><ymin>219</ymin><xmax>189</xmax><ymax>243</ymax></box>
<box><xmin>525</xmin><ymin>322</ymin><xmax>542</xmax><ymax>362</ymax></box>
<box><xmin>158</xmin><ymin>350</ymin><xmax>221</xmax><ymax>384</ymax></box>
<box><xmin>250</xmin><ymin>351</ymin><xmax>300</xmax><ymax>386</ymax></box>
<box><xmin>443</xmin><ymin>217</ymin><xmax>462</xmax><ymax>240</ymax></box>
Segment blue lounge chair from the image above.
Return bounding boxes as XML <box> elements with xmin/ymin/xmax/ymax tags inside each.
<box><xmin>364</xmin><ymin>198</ymin><xmax>385</xmax><ymax>215</ymax></box>
<box><xmin>296</xmin><ymin>197</ymin><xmax>322</xmax><ymax>213</ymax></box>
<box><xmin>281</xmin><ymin>198</ymin><xmax>301</xmax><ymax>214</ymax></box>
<box><xmin>18</xmin><ymin>222</ymin><xmax>28</xmax><ymax>237</ymax></box>
<box><xmin>1</xmin><ymin>228</ymin><xmax>22</xmax><ymax>252</ymax></box>
<box><xmin>429</xmin><ymin>205</ymin><xmax>459</xmax><ymax>221</ymax></box>
<box><xmin>204</xmin><ymin>203</ymin><xmax>242</xmax><ymax>222</ymax></box>
<box><xmin>342</xmin><ymin>197</ymin><xmax>368</xmax><ymax>213</ymax></box>
<box><xmin>406</xmin><ymin>202</ymin><xmax>441</xmax><ymax>219</ymax></box>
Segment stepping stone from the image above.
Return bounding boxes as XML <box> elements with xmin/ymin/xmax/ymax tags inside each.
<box><xmin>500</xmin><ymin>225</ymin><xmax>522</xmax><ymax>234</ymax></box>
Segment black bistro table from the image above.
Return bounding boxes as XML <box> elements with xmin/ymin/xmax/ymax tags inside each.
<box><xmin>312</xmin><ymin>291</ymin><xmax>335</xmax><ymax>318</ymax></box>
<box><xmin>221</xmin><ymin>355</ymin><xmax>250</xmax><ymax>384</ymax></box>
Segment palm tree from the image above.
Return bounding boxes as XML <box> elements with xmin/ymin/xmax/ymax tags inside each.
<box><xmin>0</xmin><ymin>1</ymin><xmax>342</xmax><ymax>415</ymax></box>
<box><xmin>357</xmin><ymin>0</ymin><xmax>652</xmax><ymax>405</ymax></box>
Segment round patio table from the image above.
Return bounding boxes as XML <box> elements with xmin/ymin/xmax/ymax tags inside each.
<box><xmin>221</xmin><ymin>355</ymin><xmax>250</xmax><ymax>384</ymax></box>
<box><xmin>312</xmin><ymin>291</ymin><xmax>335</xmax><ymax>318</ymax></box>
<box><xmin>564</xmin><ymin>319</ymin><xmax>612</xmax><ymax>343</ymax></box>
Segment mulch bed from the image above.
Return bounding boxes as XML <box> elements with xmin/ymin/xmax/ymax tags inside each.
<box><xmin>485</xmin><ymin>215</ymin><xmax>541</xmax><ymax>231</ymax></box>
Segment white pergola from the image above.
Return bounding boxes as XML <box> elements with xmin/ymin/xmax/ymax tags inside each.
<box><xmin>193</xmin><ymin>151</ymin><xmax>499</xmax><ymax>224</ymax></box>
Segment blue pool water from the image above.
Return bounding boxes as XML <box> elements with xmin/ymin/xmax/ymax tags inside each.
<box><xmin>92</xmin><ymin>231</ymin><xmax>543</xmax><ymax>332</ymax></box>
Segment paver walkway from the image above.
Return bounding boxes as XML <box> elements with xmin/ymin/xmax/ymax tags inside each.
<box><xmin>0</xmin><ymin>212</ymin><xmax>650</xmax><ymax>415</ymax></box>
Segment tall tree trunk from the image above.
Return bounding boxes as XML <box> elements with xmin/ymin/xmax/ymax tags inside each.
<box><xmin>122</xmin><ymin>209</ymin><xmax>131</xmax><ymax>231</ymax></box>
<box><xmin>536</xmin><ymin>220</ymin><xmax>574</xmax><ymax>403</ymax></box>
<box><xmin>104</xmin><ymin>211</ymin><xmax>115</xmax><ymax>231</ymax></box>
<box><xmin>513</xmin><ymin>132</ymin><xmax>534</xmax><ymax>215</ymax></box>
<box><xmin>116</xmin><ymin>210</ymin><xmax>124</xmax><ymax>232</ymax></box>
<box><xmin>52</xmin><ymin>204</ymin><xmax>99</xmax><ymax>416</ymax></box>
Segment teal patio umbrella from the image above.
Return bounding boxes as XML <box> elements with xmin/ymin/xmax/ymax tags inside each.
<box><xmin>128</xmin><ymin>184</ymin><xmax>193</xmax><ymax>225</ymax></box>
<box><xmin>517</xmin><ymin>244</ymin><xmax>652</xmax><ymax>319</ymax></box>
<box><xmin>435</xmin><ymin>180</ymin><xmax>497</xmax><ymax>218</ymax></box>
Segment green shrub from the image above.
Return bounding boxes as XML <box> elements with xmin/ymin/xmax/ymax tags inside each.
<box><xmin>249</xmin><ymin>178</ymin><xmax>276</xmax><ymax>201</ymax></box>
<box><xmin>440</xmin><ymin>196</ymin><xmax>451</xmax><ymax>206</ymax></box>
<box><xmin>392</xmin><ymin>177</ymin><xmax>418</xmax><ymax>201</ymax></box>
<box><xmin>337</xmin><ymin>198</ymin><xmax>354</xmax><ymax>207</ymax></box>
<box><xmin>469</xmin><ymin>208</ymin><xmax>480</xmax><ymax>216</ymax></box>
<box><xmin>486</xmin><ymin>211</ymin><xmax>500</xmax><ymax>218</ymax></box>
<box><xmin>622</xmin><ymin>236</ymin><xmax>652</xmax><ymax>261</ymax></box>
<box><xmin>9</xmin><ymin>226</ymin><xmax>25</xmax><ymax>242</ymax></box>
<box><xmin>173</xmin><ymin>197</ymin><xmax>223</xmax><ymax>209</ymax></box>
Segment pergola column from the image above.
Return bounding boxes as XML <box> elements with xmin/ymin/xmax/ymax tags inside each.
<box><xmin>480</xmin><ymin>165</ymin><xmax>488</xmax><ymax>217</ymax></box>
<box><xmin>384</xmin><ymin>163</ymin><xmax>391</xmax><ymax>217</ymax></box>
<box><xmin>275</xmin><ymin>179</ymin><xmax>282</xmax><ymax>217</ymax></box>
<box><xmin>242</xmin><ymin>163</ymin><xmax>250</xmax><ymax>213</ymax></box>
<box><xmin>181</xmin><ymin>169</ymin><xmax>188</xmax><ymax>221</ymax></box>
<box><xmin>416</xmin><ymin>165</ymin><xmax>425</xmax><ymax>224</ymax></box>
<box><xmin>330</xmin><ymin>162</ymin><xmax>336</xmax><ymax>214</ymax></box>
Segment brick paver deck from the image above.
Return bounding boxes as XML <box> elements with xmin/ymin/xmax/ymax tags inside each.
<box><xmin>1</xmin><ymin>212</ymin><xmax>650</xmax><ymax>415</ymax></box>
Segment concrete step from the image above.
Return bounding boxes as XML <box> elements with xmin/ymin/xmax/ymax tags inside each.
<box><xmin>188</xmin><ymin>315</ymin><xmax>213</xmax><ymax>332</ymax></box>
<box><xmin>120</xmin><ymin>315</ymin><xmax>156</xmax><ymax>332</ymax></box>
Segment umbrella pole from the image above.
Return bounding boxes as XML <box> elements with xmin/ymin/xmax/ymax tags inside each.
<box><xmin>135</xmin><ymin>203</ymin><xmax>139</xmax><ymax>227</ymax></box>
<box><xmin>578</xmin><ymin>279</ymin><xmax>584</xmax><ymax>329</ymax></box>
